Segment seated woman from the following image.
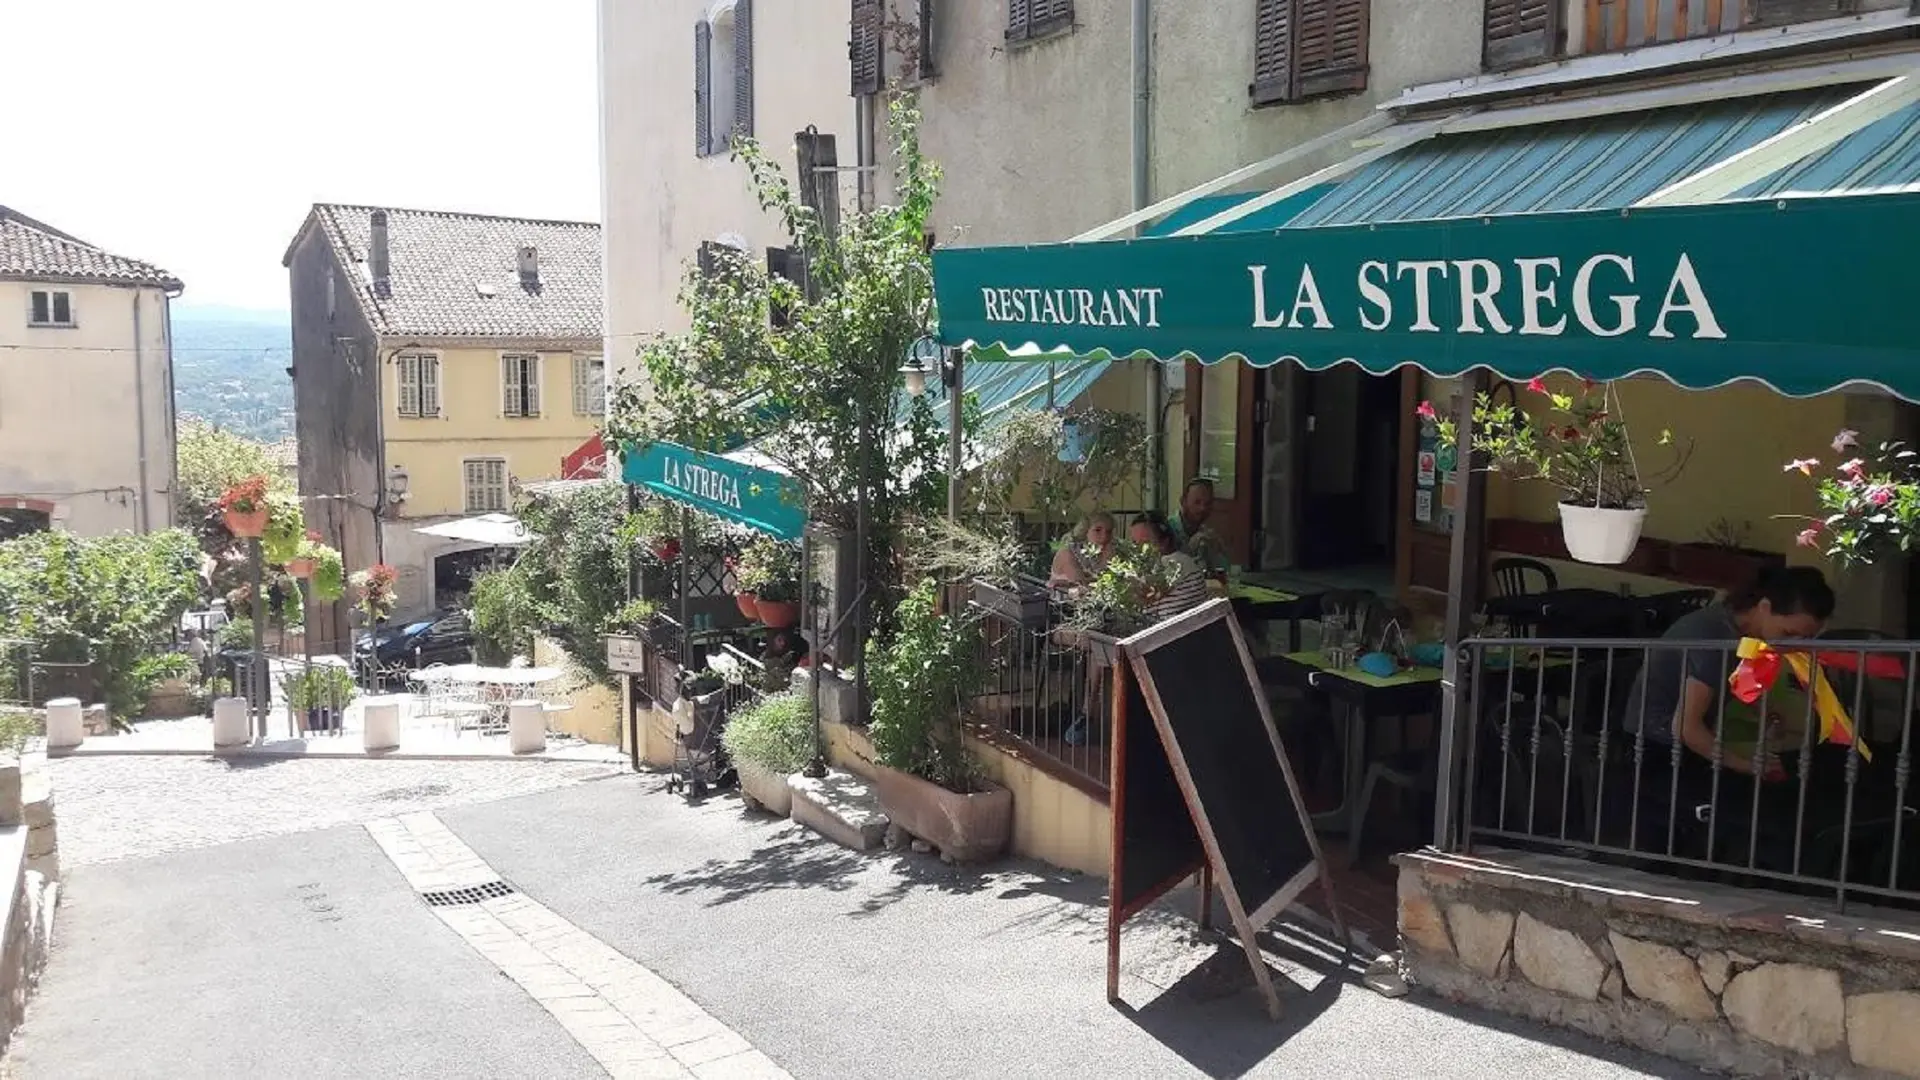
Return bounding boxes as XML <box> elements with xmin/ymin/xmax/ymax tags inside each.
<box><xmin>1048</xmin><ymin>511</ymin><xmax>1116</xmax><ymax>590</ymax></box>
<box><xmin>1129</xmin><ymin>514</ymin><xmax>1209</xmax><ymax>623</ymax></box>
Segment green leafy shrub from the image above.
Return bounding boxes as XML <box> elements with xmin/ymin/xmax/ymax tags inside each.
<box><xmin>218</xmin><ymin>618</ymin><xmax>255</xmax><ymax>651</ymax></box>
<box><xmin>605</xmin><ymin>598</ymin><xmax>656</xmax><ymax>636</ymax></box>
<box><xmin>261</xmin><ymin>491</ymin><xmax>307</xmax><ymax>565</ymax></box>
<box><xmin>867</xmin><ymin>581</ymin><xmax>983</xmax><ymax>793</ymax></box>
<box><xmin>468</xmin><ymin>567</ymin><xmax>532</xmax><ymax>665</ymax></box>
<box><xmin>0</xmin><ymin>710</ymin><xmax>39</xmax><ymax>756</ymax></box>
<box><xmin>310</xmin><ymin>544</ymin><xmax>345</xmax><ymax>601</ymax></box>
<box><xmin>0</xmin><ymin>529</ymin><xmax>200</xmax><ymax>721</ymax></box>
<box><xmin>733</xmin><ymin>537</ymin><xmax>799</xmax><ymax>602</ymax></box>
<box><xmin>720</xmin><ymin>691</ymin><xmax>815</xmax><ymax>775</ymax></box>
<box><xmin>281</xmin><ymin>665</ymin><xmax>356</xmax><ymax>711</ymax></box>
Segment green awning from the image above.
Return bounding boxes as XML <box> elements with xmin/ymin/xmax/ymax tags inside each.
<box><xmin>933</xmin><ymin>85</ymin><xmax>1920</xmax><ymax>402</ymax></box>
<box><xmin>619</xmin><ymin>440</ymin><xmax>805</xmax><ymax>540</ymax></box>
<box><xmin>1142</xmin><ymin>185</ymin><xmax>1336</xmax><ymax>236</ymax></box>
<box><xmin>937</xmin><ymin>347</ymin><xmax>1109</xmax><ymax>432</ymax></box>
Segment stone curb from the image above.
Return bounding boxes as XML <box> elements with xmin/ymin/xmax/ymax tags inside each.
<box><xmin>45</xmin><ymin>745</ymin><xmax>629</xmax><ymax>766</ymax></box>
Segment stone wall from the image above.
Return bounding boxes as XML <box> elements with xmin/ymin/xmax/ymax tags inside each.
<box><xmin>0</xmin><ymin>759</ymin><xmax>58</xmax><ymax>1059</ymax></box>
<box><xmin>1399</xmin><ymin>849</ymin><xmax>1920</xmax><ymax>1078</ymax></box>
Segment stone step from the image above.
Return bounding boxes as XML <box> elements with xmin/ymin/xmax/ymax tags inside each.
<box><xmin>788</xmin><ymin>770</ymin><xmax>887</xmax><ymax>852</ymax></box>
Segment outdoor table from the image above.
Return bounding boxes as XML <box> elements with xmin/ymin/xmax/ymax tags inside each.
<box><xmin>441</xmin><ymin>665</ymin><xmax>564</xmax><ymax>729</ymax></box>
<box><xmin>1228</xmin><ymin>582</ymin><xmax>1320</xmax><ymax>652</ymax></box>
<box><xmin>1258</xmin><ymin>650</ymin><xmax>1443</xmax><ymax>839</ymax></box>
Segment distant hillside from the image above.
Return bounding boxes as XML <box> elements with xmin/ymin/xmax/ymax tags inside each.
<box><xmin>171</xmin><ymin>309</ymin><xmax>293</xmax><ymax>442</ymax></box>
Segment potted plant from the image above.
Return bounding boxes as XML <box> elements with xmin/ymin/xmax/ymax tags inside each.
<box><xmin>735</xmin><ymin>537</ymin><xmax>800</xmax><ymax>629</ymax></box>
<box><xmin>1785</xmin><ymin>430</ymin><xmax>1920</xmax><ymax>568</ymax></box>
<box><xmin>719</xmin><ymin>690</ymin><xmax>815</xmax><ymax>816</ymax></box>
<box><xmin>1063</xmin><ymin>539</ymin><xmax>1180</xmax><ymax>637</ymax></box>
<box><xmin>1667</xmin><ymin>517</ymin><xmax>1784</xmax><ymax>589</ymax></box>
<box><xmin>866</xmin><ymin>581</ymin><xmax>1012</xmax><ymax>862</ymax></box>
<box><xmin>1420</xmin><ymin>378</ymin><xmax>1689</xmax><ymax>565</ymax></box>
<box><xmin>723</xmin><ymin>555</ymin><xmax>760</xmax><ymax>620</ymax></box>
<box><xmin>282</xmin><ymin>664</ymin><xmax>356</xmax><ymax>735</ymax></box>
<box><xmin>349</xmin><ymin>563</ymin><xmax>399</xmax><ymax>624</ymax></box>
<box><xmin>310</xmin><ymin>544</ymin><xmax>346</xmax><ymax>602</ymax></box>
<box><xmin>261</xmin><ymin>492</ymin><xmax>307</xmax><ymax>565</ymax></box>
<box><xmin>218</xmin><ymin>475</ymin><xmax>271</xmax><ymax>539</ymax></box>
<box><xmin>285</xmin><ymin>530</ymin><xmax>324</xmax><ymax>578</ymax></box>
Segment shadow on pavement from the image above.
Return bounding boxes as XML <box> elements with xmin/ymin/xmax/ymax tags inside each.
<box><xmin>1117</xmin><ymin>941</ymin><xmax>1344</xmax><ymax>1080</ymax></box>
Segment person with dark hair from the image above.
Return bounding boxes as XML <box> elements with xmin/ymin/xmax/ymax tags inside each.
<box><xmin>1129</xmin><ymin>514</ymin><xmax>1209</xmax><ymax>623</ymax></box>
<box><xmin>1621</xmin><ymin>565</ymin><xmax>1836</xmax><ymax>777</ymax></box>
<box><xmin>1167</xmin><ymin>477</ymin><xmax>1229</xmax><ymax>577</ymax></box>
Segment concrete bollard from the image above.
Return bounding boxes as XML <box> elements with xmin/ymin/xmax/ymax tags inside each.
<box><xmin>43</xmin><ymin>699</ymin><xmax>83</xmax><ymax>751</ymax></box>
<box><xmin>508</xmin><ymin>700</ymin><xmax>546</xmax><ymax>755</ymax></box>
<box><xmin>211</xmin><ymin>697</ymin><xmax>251</xmax><ymax>748</ymax></box>
<box><xmin>362</xmin><ymin>698</ymin><xmax>401</xmax><ymax>753</ymax></box>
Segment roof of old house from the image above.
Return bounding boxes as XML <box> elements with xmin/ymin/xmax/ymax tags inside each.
<box><xmin>287</xmin><ymin>204</ymin><xmax>601</xmax><ymax>341</ymax></box>
<box><xmin>0</xmin><ymin>205</ymin><xmax>183</xmax><ymax>290</ymax></box>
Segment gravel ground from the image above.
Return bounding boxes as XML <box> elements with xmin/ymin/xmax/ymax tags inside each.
<box><xmin>46</xmin><ymin>754</ymin><xmax>625</xmax><ymax>867</ymax></box>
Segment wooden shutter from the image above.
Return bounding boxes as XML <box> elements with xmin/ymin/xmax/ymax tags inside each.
<box><xmin>398</xmin><ymin>355</ymin><xmax>421</xmax><ymax>417</ymax></box>
<box><xmin>1482</xmin><ymin>0</ymin><xmax>1561</xmax><ymax>70</ymax></box>
<box><xmin>734</xmin><ymin>0</ymin><xmax>754</xmax><ymax>141</ymax></box>
<box><xmin>420</xmin><ymin>357</ymin><xmax>439</xmax><ymax>416</ymax></box>
<box><xmin>851</xmin><ymin>0</ymin><xmax>882</xmax><ymax>95</ymax></box>
<box><xmin>694</xmin><ymin>21</ymin><xmax>712</xmax><ymax>155</ymax></box>
<box><xmin>1252</xmin><ymin>0</ymin><xmax>1367</xmax><ymax>105</ymax></box>
<box><xmin>1747</xmin><ymin>0</ymin><xmax>1849</xmax><ymax>26</ymax></box>
<box><xmin>1252</xmin><ymin>0</ymin><xmax>1295</xmax><ymax>106</ymax></box>
<box><xmin>524</xmin><ymin>355</ymin><xmax>541</xmax><ymax>417</ymax></box>
<box><xmin>1008</xmin><ymin>0</ymin><xmax>1072</xmax><ymax>42</ymax></box>
<box><xmin>916</xmin><ymin>0</ymin><xmax>937</xmax><ymax>81</ymax></box>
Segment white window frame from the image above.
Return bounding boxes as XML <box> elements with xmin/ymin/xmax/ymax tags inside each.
<box><xmin>462</xmin><ymin>457</ymin><xmax>510</xmax><ymax>514</ymax></box>
<box><xmin>395</xmin><ymin>351</ymin><xmax>442</xmax><ymax>419</ymax></box>
<box><xmin>572</xmin><ymin>354</ymin><xmax>606</xmax><ymax>416</ymax></box>
<box><xmin>28</xmin><ymin>289</ymin><xmax>73</xmax><ymax>328</ymax></box>
<box><xmin>501</xmin><ymin>352</ymin><xmax>543</xmax><ymax>418</ymax></box>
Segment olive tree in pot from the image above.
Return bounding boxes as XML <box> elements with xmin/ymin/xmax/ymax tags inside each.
<box><xmin>866</xmin><ymin>580</ymin><xmax>1012</xmax><ymax>862</ymax></box>
<box><xmin>719</xmin><ymin>691</ymin><xmax>815</xmax><ymax>816</ymax></box>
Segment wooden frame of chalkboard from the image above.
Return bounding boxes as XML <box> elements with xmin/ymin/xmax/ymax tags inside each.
<box><xmin>1108</xmin><ymin>598</ymin><xmax>1348</xmax><ymax>1021</ymax></box>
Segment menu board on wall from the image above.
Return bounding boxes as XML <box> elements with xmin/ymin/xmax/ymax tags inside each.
<box><xmin>1414</xmin><ymin>393</ymin><xmax>1460</xmax><ymax>534</ymax></box>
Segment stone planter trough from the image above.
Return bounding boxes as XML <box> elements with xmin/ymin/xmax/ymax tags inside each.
<box><xmin>736</xmin><ymin>762</ymin><xmax>794</xmax><ymax>817</ymax></box>
<box><xmin>871</xmin><ymin>764</ymin><xmax>1012</xmax><ymax>862</ymax></box>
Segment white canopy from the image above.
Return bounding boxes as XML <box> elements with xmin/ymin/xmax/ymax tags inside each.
<box><xmin>413</xmin><ymin>513</ymin><xmax>531</xmax><ymax>548</ymax></box>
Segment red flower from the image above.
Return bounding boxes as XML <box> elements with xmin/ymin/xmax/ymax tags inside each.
<box><xmin>1796</xmin><ymin>526</ymin><xmax>1823</xmax><ymax>548</ymax></box>
<box><xmin>1561</xmin><ymin>426</ymin><xmax>1582</xmax><ymax>440</ymax></box>
<box><xmin>1415</xmin><ymin>400</ymin><xmax>1437</xmax><ymax>421</ymax></box>
<box><xmin>1526</xmin><ymin>377</ymin><xmax>1548</xmax><ymax>395</ymax></box>
<box><xmin>1868</xmin><ymin>485</ymin><xmax>1895</xmax><ymax>507</ymax></box>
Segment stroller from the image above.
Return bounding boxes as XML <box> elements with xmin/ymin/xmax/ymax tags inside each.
<box><xmin>665</xmin><ymin>669</ymin><xmax>734</xmax><ymax>799</ymax></box>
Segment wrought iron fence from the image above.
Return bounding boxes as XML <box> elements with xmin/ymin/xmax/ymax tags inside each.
<box><xmin>1444</xmin><ymin>634</ymin><xmax>1920</xmax><ymax>910</ymax></box>
<box><xmin>966</xmin><ymin>580</ymin><xmax>1114</xmax><ymax>794</ymax></box>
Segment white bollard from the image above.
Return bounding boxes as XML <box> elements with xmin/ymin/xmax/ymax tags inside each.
<box><xmin>211</xmin><ymin>697</ymin><xmax>251</xmax><ymax>749</ymax></box>
<box><xmin>44</xmin><ymin>698</ymin><xmax>83</xmax><ymax>751</ymax></box>
<box><xmin>362</xmin><ymin>697</ymin><xmax>401</xmax><ymax>753</ymax></box>
<box><xmin>508</xmin><ymin>699</ymin><xmax>546</xmax><ymax>755</ymax></box>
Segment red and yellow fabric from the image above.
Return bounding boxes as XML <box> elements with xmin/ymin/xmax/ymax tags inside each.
<box><xmin>1729</xmin><ymin>638</ymin><xmax>1871</xmax><ymax>762</ymax></box>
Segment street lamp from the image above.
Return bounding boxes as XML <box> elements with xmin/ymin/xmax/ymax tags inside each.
<box><xmin>898</xmin><ymin>335</ymin><xmax>953</xmax><ymax>398</ymax></box>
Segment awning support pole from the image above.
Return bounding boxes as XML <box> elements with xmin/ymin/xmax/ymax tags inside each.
<box><xmin>947</xmin><ymin>349</ymin><xmax>964</xmax><ymax>522</ymax></box>
<box><xmin>1432</xmin><ymin>372</ymin><xmax>1487</xmax><ymax>853</ymax></box>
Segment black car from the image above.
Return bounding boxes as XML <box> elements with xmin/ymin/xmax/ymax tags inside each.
<box><xmin>354</xmin><ymin>610</ymin><xmax>474</xmax><ymax>672</ymax></box>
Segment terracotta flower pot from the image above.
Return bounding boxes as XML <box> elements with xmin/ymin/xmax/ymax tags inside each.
<box><xmin>224</xmin><ymin>507</ymin><xmax>269</xmax><ymax>539</ymax></box>
<box><xmin>286</xmin><ymin>558</ymin><xmax>316</xmax><ymax>579</ymax></box>
<box><xmin>872</xmin><ymin>765</ymin><xmax>1012</xmax><ymax>863</ymax></box>
<box><xmin>755</xmin><ymin>599</ymin><xmax>798</xmax><ymax>629</ymax></box>
<box><xmin>735</xmin><ymin>592</ymin><xmax>761</xmax><ymax>620</ymax></box>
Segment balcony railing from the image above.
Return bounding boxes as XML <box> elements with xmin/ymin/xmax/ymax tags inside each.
<box><xmin>1580</xmin><ymin>0</ymin><xmax>1905</xmax><ymax>55</ymax></box>
<box><xmin>1445</xmin><ymin>634</ymin><xmax>1920</xmax><ymax>909</ymax></box>
<box><xmin>965</xmin><ymin>580</ymin><xmax>1115</xmax><ymax>797</ymax></box>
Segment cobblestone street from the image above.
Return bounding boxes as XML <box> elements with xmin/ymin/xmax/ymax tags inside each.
<box><xmin>45</xmin><ymin>755</ymin><xmax>625</xmax><ymax>867</ymax></box>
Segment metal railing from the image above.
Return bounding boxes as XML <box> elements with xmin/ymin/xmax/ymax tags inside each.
<box><xmin>966</xmin><ymin>581</ymin><xmax>1114</xmax><ymax>794</ymax></box>
<box><xmin>1445</xmin><ymin>634</ymin><xmax>1920</xmax><ymax>910</ymax></box>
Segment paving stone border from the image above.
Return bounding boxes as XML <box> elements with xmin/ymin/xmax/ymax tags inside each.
<box><xmin>1398</xmin><ymin>848</ymin><xmax>1920</xmax><ymax>1078</ymax></box>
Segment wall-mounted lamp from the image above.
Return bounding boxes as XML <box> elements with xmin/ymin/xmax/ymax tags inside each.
<box><xmin>899</xmin><ymin>335</ymin><xmax>954</xmax><ymax>399</ymax></box>
<box><xmin>385</xmin><ymin>465</ymin><xmax>410</xmax><ymax>506</ymax></box>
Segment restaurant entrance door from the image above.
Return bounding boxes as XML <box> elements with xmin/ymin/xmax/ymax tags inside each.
<box><xmin>1295</xmin><ymin>367</ymin><xmax>1401</xmax><ymax>571</ymax></box>
<box><xmin>1184</xmin><ymin>359</ymin><xmax>1260</xmax><ymax>568</ymax></box>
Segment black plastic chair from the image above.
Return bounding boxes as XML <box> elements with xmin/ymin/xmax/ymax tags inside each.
<box><xmin>1491</xmin><ymin>557</ymin><xmax>1558</xmax><ymax>599</ymax></box>
<box><xmin>1637</xmin><ymin>588</ymin><xmax>1716</xmax><ymax>636</ymax></box>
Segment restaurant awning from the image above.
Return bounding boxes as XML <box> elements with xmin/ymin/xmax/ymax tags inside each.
<box><xmin>619</xmin><ymin>439</ymin><xmax>806</xmax><ymax>541</ymax></box>
<box><xmin>932</xmin><ymin>71</ymin><xmax>1920</xmax><ymax>402</ymax></box>
<box><xmin>413</xmin><ymin>514</ymin><xmax>532</xmax><ymax>548</ymax></box>
<box><xmin>931</xmin><ymin>345</ymin><xmax>1111</xmax><ymax>434</ymax></box>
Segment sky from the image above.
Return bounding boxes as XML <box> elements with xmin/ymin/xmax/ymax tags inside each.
<box><xmin>1</xmin><ymin>0</ymin><xmax>600</xmax><ymax>314</ymax></box>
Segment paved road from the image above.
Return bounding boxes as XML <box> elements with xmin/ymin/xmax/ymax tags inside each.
<box><xmin>15</xmin><ymin>756</ymin><xmax>1710</xmax><ymax>1078</ymax></box>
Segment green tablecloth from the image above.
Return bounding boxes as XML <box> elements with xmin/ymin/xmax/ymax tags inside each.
<box><xmin>1230</xmin><ymin>583</ymin><xmax>1298</xmax><ymax>605</ymax></box>
<box><xmin>1284</xmin><ymin>651</ymin><xmax>1443</xmax><ymax>688</ymax></box>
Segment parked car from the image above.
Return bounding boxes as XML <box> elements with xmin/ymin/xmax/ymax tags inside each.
<box><xmin>354</xmin><ymin>610</ymin><xmax>474</xmax><ymax>673</ymax></box>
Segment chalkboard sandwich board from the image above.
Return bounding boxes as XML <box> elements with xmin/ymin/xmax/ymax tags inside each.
<box><xmin>1107</xmin><ymin>598</ymin><xmax>1347</xmax><ymax>1021</ymax></box>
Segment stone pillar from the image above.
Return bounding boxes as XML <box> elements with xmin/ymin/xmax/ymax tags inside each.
<box><xmin>42</xmin><ymin>700</ymin><xmax>81</xmax><ymax>752</ymax></box>
<box><xmin>211</xmin><ymin>696</ymin><xmax>250</xmax><ymax>749</ymax></box>
<box><xmin>361</xmin><ymin>697</ymin><xmax>401</xmax><ymax>753</ymax></box>
<box><xmin>508</xmin><ymin>700</ymin><xmax>545</xmax><ymax>754</ymax></box>
<box><xmin>22</xmin><ymin>772</ymin><xmax>55</xmax><ymax>882</ymax></box>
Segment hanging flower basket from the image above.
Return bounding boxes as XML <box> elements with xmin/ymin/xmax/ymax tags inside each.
<box><xmin>1557</xmin><ymin>504</ymin><xmax>1648</xmax><ymax>565</ymax></box>
<box><xmin>218</xmin><ymin>475</ymin><xmax>271</xmax><ymax>538</ymax></box>
<box><xmin>755</xmin><ymin>600</ymin><xmax>798</xmax><ymax>629</ymax></box>
<box><xmin>735</xmin><ymin>592</ymin><xmax>761</xmax><ymax>620</ymax></box>
<box><xmin>286</xmin><ymin>557</ymin><xmax>317</xmax><ymax>579</ymax></box>
<box><xmin>223</xmin><ymin>508</ymin><xmax>269</xmax><ymax>539</ymax></box>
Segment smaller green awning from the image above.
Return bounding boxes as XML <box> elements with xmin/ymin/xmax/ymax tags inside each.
<box><xmin>1142</xmin><ymin>185</ymin><xmax>1336</xmax><ymax>236</ymax></box>
<box><xmin>619</xmin><ymin>440</ymin><xmax>805</xmax><ymax>540</ymax></box>
<box><xmin>927</xmin><ymin>347</ymin><xmax>1109</xmax><ymax>428</ymax></box>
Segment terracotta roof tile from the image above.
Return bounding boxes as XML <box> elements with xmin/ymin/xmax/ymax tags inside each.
<box><xmin>0</xmin><ymin>206</ymin><xmax>182</xmax><ymax>290</ymax></box>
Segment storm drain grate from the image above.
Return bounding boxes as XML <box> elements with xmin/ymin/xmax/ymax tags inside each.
<box><xmin>421</xmin><ymin>881</ymin><xmax>516</xmax><ymax>907</ymax></box>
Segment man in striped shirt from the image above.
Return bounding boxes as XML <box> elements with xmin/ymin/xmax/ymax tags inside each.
<box><xmin>1129</xmin><ymin>515</ymin><xmax>1209</xmax><ymax>623</ymax></box>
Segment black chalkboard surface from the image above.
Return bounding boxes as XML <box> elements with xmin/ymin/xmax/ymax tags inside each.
<box><xmin>1113</xmin><ymin>662</ymin><xmax>1205</xmax><ymax>915</ymax></box>
<box><xmin>1109</xmin><ymin>598</ymin><xmax>1344</xmax><ymax>1020</ymax></box>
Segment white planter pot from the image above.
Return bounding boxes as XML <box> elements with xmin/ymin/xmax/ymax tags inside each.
<box><xmin>44</xmin><ymin>698</ymin><xmax>83</xmax><ymax>750</ymax></box>
<box><xmin>508</xmin><ymin>699</ymin><xmax>546</xmax><ymax>754</ymax></box>
<box><xmin>737</xmin><ymin>762</ymin><xmax>795</xmax><ymax>817</ymax></box>
<box><xmin>211</xmin><ymin>696</ymin><xmax>251</xmax><ymax>748</ymax></box>
<box><xmin>362</xmin><ymin>697</ymin><xmax>402</xmax><ymax>752</ymax></box>
<box><xmin>1557</xmin><ymin>503</ymin><xmax>1648</xmax><ymax>565</ymax></box>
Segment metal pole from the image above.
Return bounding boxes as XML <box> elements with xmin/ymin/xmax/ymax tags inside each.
<box><xmin>854</xmin><ymin>407</ymin><xmax>870</xmax><ymax>723</ymax></box>
<box><xmin>301</xmin><ymin>577</ymin><xmax>313</xmax><ymax>740</ymax></box>
<box><xmin>1432</xmin><ymin>372</ymin><xmax>1488</xmax><ymax>851</ymax></box>
<box><xmin>947</xmin><ymin>349</ymin><xmax>964</xmax><ymax>522</ymax></box>
<box><xmin>248</xmin><ymin>537</ymin><xmax>267</xmax><ymax>742</ymax></box>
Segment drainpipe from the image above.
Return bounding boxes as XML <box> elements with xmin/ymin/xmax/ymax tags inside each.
<box><xmin>163</xmin><ymin>287</ymin><xmax>181</xmax><ymax>528</ymax></box>
<box><xmin>131</xmin><ymin>290</ymin><xmax>152</xmax><ymax>533</ymax></box>
<box><xmin>1132</xmin><ymin>0</ymin><xmax>1163</xmax><ymax>509</ymax></box>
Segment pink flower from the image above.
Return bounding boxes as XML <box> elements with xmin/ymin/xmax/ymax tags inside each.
<box><xmin>1833</xmin><ymin>430</ymin><xmax>1859</xmax><ymax>453</ymax></box>
<box><xmin>1841</xmin><ymin>458</ymin><xmax>1866</xmax><ymax>479</ymax></box>
<box><xmin>1797</xmin><ymin>526</ymin><xmax>1823</xmax><ymax>548</ymax></box>
<box><xmin>1868</xmin><ymin>486</ymin><xmax>1895</xmax><ymax>507</ymax></box>
<box><xmin>1786</xmin><ymin>458</ymin><xmax>1821</xmax><ymax>476</ymax></box>
<box><xmin>1415</xmin><ymin>401</ymin><xmax>1437</xmax><ymax>421</ymax></box>
<box><xmin>1526</xmin><ymin>377</ymin><xmax>1548</xmax><ymax>395</ymax></box>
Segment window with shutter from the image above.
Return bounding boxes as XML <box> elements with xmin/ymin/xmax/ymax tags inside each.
<box><xmin>1251</xmin><ymin>0</ymin><xmax>1368</xmax><ymax>106</ymax></box>
<box><xmin>1483</xmin><ymin>0</ymin><xmax>1561</xmax><ymax>69</ymax></box>
<box><xmin>463</xmin><ymin>459</ymin><xmax>509</xmax><ymax>514</ymax></box>
<box><xmin>851</xmin><ymin>0</ymin><xmax>883</xmax><ymax>95</ymax></box>
<box><xmin>733</xmin><ymin>0</ymin><xmax>754</xmax><ymax>141</ymax></box>
<box><xmin>1746</xmin><ymin>0</ymin><xmax>1850</xmax><ymax>26</ymax></box>
<box><xmin>916</xmin><ymin>0</ymin><xmax>937</xmax><ymax>81</ymax></box>
<box><xmin>694</xmin><ymin>21</ymin><xmax>713</xmax><ymax>156</ymax></box>
<box><xmin>572</xmin><ymin>354</ymin><xmax>605</xmax><ymax>416</ymax></box>
<box><xmin>1007</xmin><ymin>0</ymin><xmax>1073</xmax><ymax>43</ymax></box>
<box><xmin>396</xmin><ymin>352</ymin><xmax>442</xmax><ymax>418</ymax></box>
<box><xmin>501</xmin><ymin>353</ymin><xmax>542</xmax><ymax>418</ymax></box>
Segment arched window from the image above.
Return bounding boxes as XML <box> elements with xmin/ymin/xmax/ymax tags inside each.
<box><xmin>694</xmin><ymin>0</ymin><xmax>754</xmax><ymax>158</ymax></box>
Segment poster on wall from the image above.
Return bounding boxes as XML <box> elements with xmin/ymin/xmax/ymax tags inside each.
<box><xmin>1416</xmin><ymin>450</ymin><xmax>1436</xmax><ymax>487</ymax></box>
<box><xmin>1415</xmin><ymin>489</ymin><xmax>1433</xmax><ymax>524</ymax></box>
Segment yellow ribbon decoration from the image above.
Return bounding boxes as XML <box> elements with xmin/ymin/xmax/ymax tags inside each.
<box><xmin>1735</xmin><ymin>637</ymin><xmax>1871</xmax><ymax>763</ymax></box>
